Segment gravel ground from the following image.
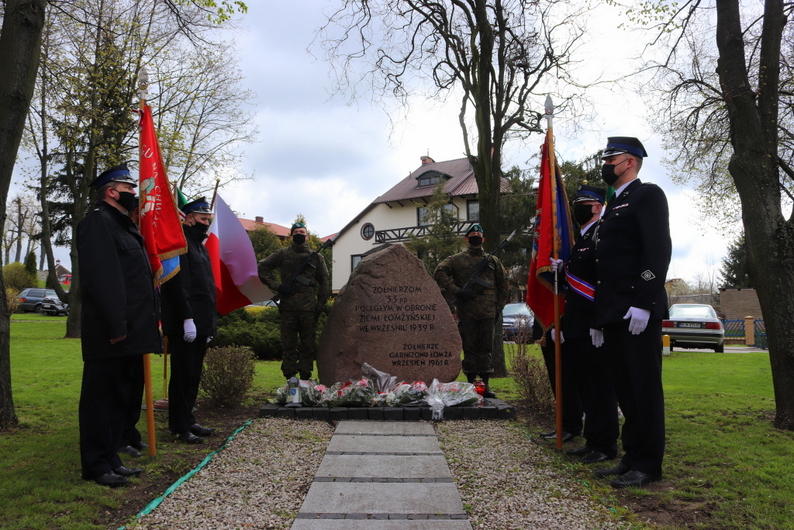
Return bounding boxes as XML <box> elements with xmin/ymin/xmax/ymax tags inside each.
<box><xmin>129</xmin><ymin>418</ymin><xmax>631</xmax><ymax>529</ymax></box>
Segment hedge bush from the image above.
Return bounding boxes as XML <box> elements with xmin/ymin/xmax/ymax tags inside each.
<box><xmin>200</xmin><ymin>346</ymin><xmax>256</xmax><ymax>408</ymax></box>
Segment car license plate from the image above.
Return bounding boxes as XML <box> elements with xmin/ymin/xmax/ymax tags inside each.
<box><xmin>678</xmin><ymin>322</ymin><xmax>702</xmax><ymax>328</ymax></box>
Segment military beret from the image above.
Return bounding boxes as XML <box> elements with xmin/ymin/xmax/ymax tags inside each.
<box><xmin>573</xmin><ymin>184</ymin><xmax>606</xmax><ymax>204</ymax></box>
<box><xmin>89</xmin><ymin>162</ymin><xmax>137</xmax><ymax>189</ymax></box>
<box><xmin>602</xmin><ymin>136</ymin><xmax>648</xmax><ymax>158</ymax></box>
<box><xmin>291</xmin><ymin>222</ymin><xmax>307</xmax><ymax>233</ymax></box>
<box><xmin>181</xmin><ymin>197</ymin><xmax>212</xmax><ymax>215</ymax></box>
<box><xmin>466</xmin><ymin>224</ymin><xmax>483</xmax><ymax>236</ymax></box>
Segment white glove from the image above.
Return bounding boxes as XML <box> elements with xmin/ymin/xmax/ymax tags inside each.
<box><xmin>206</xmin><ymin>336</ymin><xmax>213</xmax><ymax>344</ymax></box>
<box><xmin>590</xmin><ymin>328</ymin><xmax>604</xmax><ymax>348</ymax></box>
<box><xmin>549</xmin><ymin>258</ymin><xmax>564</xmax><ymax>273</ymax></box>
<box><xmin>550</xmin><ymin>328</ymin><xmax>565</xmax><ymax>344</ymax></box>
<box><xmin>183</xmin><ymin>319</ymin><xmax>197</xmax><ymax>343</ymax></box>
<box><xmin>623</xmin><ymin>306</ymin><xmax>651</xmax><ymax>335</ymax></box>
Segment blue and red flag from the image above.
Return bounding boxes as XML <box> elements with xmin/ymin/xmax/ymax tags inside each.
<box><xmin>525</xmin><ymin>130</ymin><xmax>574</xmax><ymax>330</ymax></box>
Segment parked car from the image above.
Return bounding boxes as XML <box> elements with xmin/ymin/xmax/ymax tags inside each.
<box><xmin>41</xmin><ymin>296</ymin><xmax>69</xmax><ymax>316</ymax></box>
<box><xmin>16</xmin><ymin>288</ymin><xmax>59</xmax><ymax>314</ymax></box>
<box><xmin>502</xmin><ymin>302</ymin><xmax>534</xmax><ymax>343</ymax></box>
<box><xmin>662</xmin><ymin>303</ymin><xmax>725</xmax><ymax>352</ymax></box>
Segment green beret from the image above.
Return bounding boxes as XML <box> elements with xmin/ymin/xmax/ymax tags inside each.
<box><xmin>466</xmin><ymin>224</ymin><xmax>483</xmax><ymax>236</ymax></box>
<box><xmin>291</xmin><ymin>222</ymin><xmax>307</xmax><ymax>233</ymax></box>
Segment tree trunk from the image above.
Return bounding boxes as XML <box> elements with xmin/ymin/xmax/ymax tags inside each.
<box><xmin>0</xmin><ymin>0</ymin><xmax>47</xmax><ymax>431</ymax></box>
<box><xmin>716</xmin><ymin>0</ymin><xmax>794</xmax><ymax>430</ymax></box>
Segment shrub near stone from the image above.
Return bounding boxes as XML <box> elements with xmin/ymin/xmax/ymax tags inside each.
<box><xmin>213</xmin><ymin>305</ymin><xmax>329</xmax><ymax>360</ymax></box>
<box><xmin>200</xmin><ymin>346</ymin><xmax>256</xmax><ymax>407</ymax></box>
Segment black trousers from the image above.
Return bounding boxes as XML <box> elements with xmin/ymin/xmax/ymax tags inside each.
<box><xmin>168</xmin><ymin>335</ymin><xmax>208</xmax><ymax>434</ymax></box>
<box><xmin>541</xmin><ymin>338</ymin><xmax>583</xmax><ymax>436</ymax></box>
<box><xmin>79</xmin><ymin>355</ymin><xmax>138</xmax><ymax>479</ymax></box>
<box><xmin>603</xmin><ymin>320</ymin><xmax>665</xmax><ymax>476</ymax></box>
<box><xmin>120</xmin><ymin>356</ymin><xmax>145</xmax><ymax>448</ymax></box>
<box><xmin>569</xmin><ymin>335</ymin><xmax>619</xmax><ymax>455</ymax></box>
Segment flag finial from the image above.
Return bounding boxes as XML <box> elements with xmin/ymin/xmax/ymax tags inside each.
<box><xmin>138</xmin><ymin>67</ymin><xmax>149</xmax><ymax>100</ymax></box>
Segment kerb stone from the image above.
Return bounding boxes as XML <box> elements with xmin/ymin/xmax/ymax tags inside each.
<box><xmin>317</xmin><ymin>244</ymin><xmax>462</xmax><ymax>386</ymax></box>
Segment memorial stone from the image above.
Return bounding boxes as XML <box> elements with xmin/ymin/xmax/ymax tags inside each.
<box><xmin>317</xmin><ymin>244</ymin><xmax>462</xmax><ymax>386</ymax></box>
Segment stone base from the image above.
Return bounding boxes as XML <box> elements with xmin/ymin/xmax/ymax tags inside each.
<box><xmin>258</xmin><ymin>398</ymin><xmax>515</xmax><ymax>421</ymax></box>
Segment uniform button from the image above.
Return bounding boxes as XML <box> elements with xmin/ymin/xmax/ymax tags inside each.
<box><xmin>597</xmin><ymin>281</ymin><xmax>601</xmax><ymax>285</ymax></box>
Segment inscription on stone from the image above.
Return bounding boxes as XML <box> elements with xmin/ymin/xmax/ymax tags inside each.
<box><xmin>317</xmin><ymin>244</ymin><xmax>462</xmax><ymax>385</ymax></box>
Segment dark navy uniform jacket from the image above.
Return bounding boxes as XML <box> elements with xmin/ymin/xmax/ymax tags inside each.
<box><xmin>562</xmin><ymin>223</ymin><xmax>598</xmax><ymax>339</ymax></box>
<box><xmin>77</xmin><ymin>201</ymin><xmax>162</xmax><ymax>361</ymax></box>
<box><xmin>161</xmin><ymin>224</ymin><xmax>217</xmax><ymax>337</ymax></box>
<box><xmin>593</xmin><ymin>179</ymin><xmax>671</xmax><ymax>327</ymax></box>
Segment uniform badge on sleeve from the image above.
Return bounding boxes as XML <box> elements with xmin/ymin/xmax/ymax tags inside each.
<box><xmin>641</xmin><ymin>270</ymin><xmax>656</xmax><ymax>281</ymax></box>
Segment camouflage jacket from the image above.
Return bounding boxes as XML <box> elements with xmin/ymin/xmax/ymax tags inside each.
<box><xmin>434</xmin><ymin>247</ymin><xmax>508</xmax><ymax>320</ymax></box>
<box><xmin>257</xmin><ymin>243</ymin><xmax>330</xmax><ymax>312</ymax></box>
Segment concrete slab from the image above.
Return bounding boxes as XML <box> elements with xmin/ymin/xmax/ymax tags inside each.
<box><xmin>316</xmin><ymin>454</ymin><xmax>451</xmax><ymax>479</ymax></box>
<box><xmin>326</xmin><ymin>435</ymin><xmax>441</xmax><ymax>454</ymax></box>
<box><xmin>292</xmin><ymin>520</ymin><xmax>472</xmax><ymax>529</ymax></box>
<box><xmin>299</xmin><ymin>482</ymin><xmax>466</xmax><ymax>514</ymax></box>
<box><xmin>334</xmin><ymin>421</ymin><xmax>435</xmax><ymax>436</ymax></box>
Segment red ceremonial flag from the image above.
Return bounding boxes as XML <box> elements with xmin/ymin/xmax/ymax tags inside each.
<box><xmin>205</xmin><ymin>194</ymin><xmax>272</xmax><ymax>315</ymax></box>
<box><xmin>139</xmin><ymin>104</ymin><xmax>187</xmax><ymax>285</ymax></box>
<box><xmin>525</xmin><ymin>130</ymin><xmax>574</xmax><ymax>330</ymax></box>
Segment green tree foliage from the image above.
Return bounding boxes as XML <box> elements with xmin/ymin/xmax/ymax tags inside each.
<box><xmin>23</xmin><ymin>251</ymin><xmax>36</xmax><ymax>283</ymax></box>
<box><xmin>719</xmin><ymin>234</ymin><xmax>751</xmax><ymax>289</ymax></box>
<box><xmin>2</xmin><ymin>263</ymin><xmax>36</xmax><ymax>293</ymax></box>
<box><xmin>405</xmin><ymin>184</ymin><xmax>463</xmax><ymax>274</ymax></box>
<box><xmin>249</xmin><ymin>225</ymin><xmax>285</xmax><ymax>262</ymax></box>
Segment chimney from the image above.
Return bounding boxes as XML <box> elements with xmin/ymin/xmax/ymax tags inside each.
<box><xmin>255</xmin><ymin>216</ymin><xmax>264</xmax><ymax>224</ymax></box>
<box><xmin>420</xmin><ymin>155</ymin><xmax>435</xmax><ymax>165</ymax></box>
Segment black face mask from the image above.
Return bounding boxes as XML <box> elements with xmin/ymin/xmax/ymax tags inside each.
<box><xmin>468</xmin><ymin>236</ymin><xmax>483</xmax><ymax>247</ymax></box>
<box><xmin>601</xmin><ymin>158</ymin><xmax>628</xmax><ymax>186</ymax></box>
<box><xmin>190</xmin><ymin>222</ymin><xmax>210</xmax><ymax>235</ymax></box>
<box><xmin>573</xmin><ymin>204</ymin><xmax>596</xmax><ymax>226</ymax></box>
<box><xmin>116</xmin><ymin>191</ymin><xmax>138</xmax><ymax>213</ymax></box>
<box><xmin>292</xmin><ymin>234</ymin><xmax>306</xmax><ymax>245</ymax></box>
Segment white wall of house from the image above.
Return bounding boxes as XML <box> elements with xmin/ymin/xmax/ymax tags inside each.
<box><xmin>331</xmin><ymin>196</ymin><xmax>476</xmax><ymax>291</ymax></box>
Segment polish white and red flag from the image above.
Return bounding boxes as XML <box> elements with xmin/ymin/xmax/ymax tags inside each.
<box><xmin>205</xmin><ymin>194</ymin><xmax>271</xmax><ymax>314</ymax></box>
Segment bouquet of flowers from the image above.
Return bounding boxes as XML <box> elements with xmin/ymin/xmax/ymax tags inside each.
<box><xmin>381</xmin><ymin>381</ymin><xmax>428</xmax><ymax>406</ymax></box>
<box><xmin>425</xmin><ymin>379</ymin><xmax>482</xmax><ymax>420</ymax></box>
<box><xmin>361</xmin><ymin>362</ymin><xmax>398</xmax><ymax>393</ymax></box>
<box><xmin>271</xmin><ymin>380</ymin><xmax>326</xmax><ymax>405</ymax></box>
<box><xmin>327</xmin><ymin>378</ymin><xmax>376</xmax><ymax>407</ymax></box>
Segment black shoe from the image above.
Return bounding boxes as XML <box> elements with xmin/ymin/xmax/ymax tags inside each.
<box><xmin>541</xmin><ymin>430</ymin><xmax>574</xmax><ymax>442</ymax></box>
<box><xmin>299</xmin><ymin>373</ymin><xmax>311</xmax><ymax>380</ymax></box>
<box><xmin>132</xmin><ymin>441</ymin><xmax>149</xmax><ymax>451</ymax></box>
<box><xmin>566</xmin><ymin>445</ymin><xmax>592</xmax><ymax>456</ymax></box>
<box><xmin>594</xmin><ymin>462</ymin><xmax>630</xmax><ymax>476</ymax></box>
<box><xmin>610</xmin><ymin>470</ymin><xmax>661</xmax><ymax>488</ymax></box>
<box><xmin>118</xmin><ymin>445</ymin><xmax>141</xmax><ymax>458</ymax></box>
<box><xmin>580</xmin><ymin>451</ymin><xmax>615</xmax><ymax>464</ymax></box>
<box><xmin>113</xmin><ymin>465</ymin><xmax>143</xmax><ymax>477</ymax></box>
<box><xmin>175</xmin><ymin>431</ymin><xmax>204</xmax><ymax>444</ymax></box>
<box><xmin>483</xmin><ymin>390</ymin><xmax>497</xmax><ymax>399</ymax></box>
<box><xmin>93</xmin><ymin>472</ymin><xmax>129</xmax><ymax>487</ymax></box>
<box><xmin>190</xmin><ymin>424</ymin><xmax>216</xmax><ymax>436</ymax></box>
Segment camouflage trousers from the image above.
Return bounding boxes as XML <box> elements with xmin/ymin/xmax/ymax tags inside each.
<box><xmin>280</xmin><ymin>310</ymin><xmax>317</xmax><ymax>379</ymax></box>
<box><xmin>458</xmin><ymin>318</ymin><xmax>495</xmax><ymax>376</ymax></box>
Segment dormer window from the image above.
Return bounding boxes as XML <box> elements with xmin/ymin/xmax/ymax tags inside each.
<box><xmin>416</xmin><ymin>170</ymin><xmax>450</xmax><ymax>187</ymax></box>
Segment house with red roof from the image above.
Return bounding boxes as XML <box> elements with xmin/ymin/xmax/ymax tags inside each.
<box><xmin>331</xmin><ymin>155</ymin><xmax>509</xmax><ymax>291</ymax></box>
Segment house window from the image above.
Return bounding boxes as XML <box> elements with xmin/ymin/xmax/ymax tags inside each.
<box><xmin>361</xmin><ymin>223</ymin><xmax>374</xmax><ymax>240</ymax></box>
<box><xmin>351</xmin><ymin>255</ymin><xmax>363</xmax><ymax>271</ymax></box>
<box><xmin>416</xmin><ymin>170</ymin><xmax>449</xmax><ymax>187</ymax></box>
<box><xmin>417</xmin><ymin>203</ymin><xmax>458</xmax><ymax>226</ymax></box>
<box><xmin>467</xmin><ymin>200</ymin><xmax>479</xmax><ymax>222</ymax></box>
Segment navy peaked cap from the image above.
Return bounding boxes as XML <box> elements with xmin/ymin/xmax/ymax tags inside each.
<box><xmin>89</xmin><ymin>163</ymin><xmax>136</xmax><ymax>189</ymax></box>
<box><xmin>602</xmin><ymin>136</ymin><xmax>648</xmax><ymax>158</ymax></box>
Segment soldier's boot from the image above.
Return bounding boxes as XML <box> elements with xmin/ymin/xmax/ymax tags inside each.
<box><xmin>481</xmin><ymin>375</ymin><xmax>496</xmax><ymax>399</ymax></box>
<box><xmin>466</xmin><ymin>373</ymin><xmax>477</xmax><ymax>384</ymax></box>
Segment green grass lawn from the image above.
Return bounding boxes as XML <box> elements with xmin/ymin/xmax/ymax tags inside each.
<box><xmin>1</xmin><ymin>321</ymin><xmax>792</xmax><ymax>529</ymax></box>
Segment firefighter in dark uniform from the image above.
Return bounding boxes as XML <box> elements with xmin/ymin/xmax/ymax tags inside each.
<box><xmin>553</xmin><ymin>185</ymin><xmax>620</xmax><ymax>463</ymax></box>
<box><xmin>434</xmin><ymin>224</ymin><xmax>509</xmax><ymax>398</ymax></box>
<box><xmin>161</xmin><ymin>197</ymin><xmax>217</xmax><ymax>444</ymax></box>
<box><xmin>592</xmin><ymin>137</ymin><xmax>671</xmax><ymax>488</ymax></box>
<box><xmin>77</xmin><ymin>163</ymin><xmax>161</xmax><ymax>487</ymax></box>
<box><xmin>257</xmin><ymin>222</ymin><xmax>330</xmax><ymax>380</ymax></box>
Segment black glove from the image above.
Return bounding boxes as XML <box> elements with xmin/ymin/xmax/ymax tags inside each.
<box><xmin>456</xmin><ymin>287</ymin><xmax>475</xmax><ymax>302</ymax></box>
<box><xmin>277</xmin><ymin>283</ymin><xmax>295</xmax><ymax>295</ymax></box>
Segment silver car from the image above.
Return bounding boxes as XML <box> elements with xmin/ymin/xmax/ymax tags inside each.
<box><xmin>662</xmin><ymin>304</ymin><xmax>725</xmax><ymax>352</ymax></box>
<box><xmin>502</xmin><ymin>303</ymin><xmax>534</xmax><ymax>343</ymax></box>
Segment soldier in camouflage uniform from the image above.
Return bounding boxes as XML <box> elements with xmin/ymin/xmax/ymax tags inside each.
<box><xmin>258</xmin><ymin>222</ymin><xmax>330</xmax><ymax>380</ymax></box>
<box><xmin>434</xmin><ymin>224</ymin><xmax>508</xmax><ymax>397</ymax></box>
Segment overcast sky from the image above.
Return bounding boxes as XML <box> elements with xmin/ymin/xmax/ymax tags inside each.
<box><xmin>39</xmin><ymin>0</ymin><xmax>732</xmax><ymax>284</ymax></box>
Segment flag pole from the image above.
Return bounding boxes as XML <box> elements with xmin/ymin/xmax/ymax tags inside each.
<box><xmin>138</xmin><ymin>66</ymin><xmax>157</xmax><ymax>457</ymax></box>
<box><xmin>210</xmin><ymin>178</ymin><xmax>220</xmax><ymax>209</ymax></box>
<box><xmin>545</xmin><ymin>95</ymin><xmax>564</xmax><ymax>450</ymax></box>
